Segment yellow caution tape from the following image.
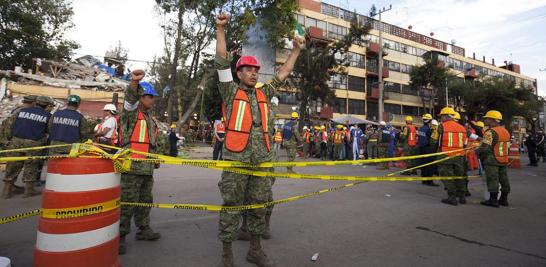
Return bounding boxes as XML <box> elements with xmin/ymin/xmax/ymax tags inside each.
<box><xmin>122</xmin><ymin>181</ymin><xmax>366</xmax><ymax>212</ymax></box>
<box><xmin>0</xmin><ymin>209</ymin><xmax>42</xmax><ymax>225</ymax></box>
<box><xmin>41</xmin><ymin>198</ymin><xmax>120</xmax><ymax>219</ymax></box>
<box><xmin>0</xmin><ymin>143</ymin><xmax>72</xmax><ymax>154</ymax></box>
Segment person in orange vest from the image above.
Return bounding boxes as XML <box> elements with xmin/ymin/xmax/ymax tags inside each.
<box><xmin>302</xmin><ymin>126</ymin><xmax>311</xmax><ymax>158</ymax></box>
<box><xmin>273</xmin><ymin>127</ymin><xmax>283</xmax><ymax>155</ymax></box>
<box><xmin>332</xmin><ymin>125</ymin><xmax>345</xmax><ymax>160</ymax></box>
<box><xmin>400</xmin><ymin>116</ymin><xmax>418</xmax><ymax>175</ymax></box>
<box><xmin>479</xmin><ymin>110</ymin><xmax>511</xmax><ymax>207</ymax></box>
<box><xmin>94</xmin><ymin>103</ymin><xmax>118</xmax><ymax>147</ymax></box>
<box><xmin>213</xmin><ymin>118</ymin><xmax>226</xmax><ymax>160</ymax></box>
<box><xmin>215</xmin><ymin>13</ymin><xmax>304</xmax><ymax>266</ymax></box>
<box><xmin>433</xmin><ymin>107</ymin><xmax>469</xmax><ymax>205</ymax></box>
<box><xmin>118</xmin><ymin>71</ymin><xmax>161</xmax><ymax>255</ymax></box>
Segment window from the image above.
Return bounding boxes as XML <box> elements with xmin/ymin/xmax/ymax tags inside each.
<box><xmin>316</xmin><ymin>20</ymin><xmax>327</xmax><ymax>31</ymax></box>
<box><xmin>401</xmin><ymin>84</ymin><xmax>418</xmax><ymax>95</ymax></box>
<box><xmin>328</xmin><ymin>73</ymin><xmax>347</xmax><ymax>90</ymax></box>
<box><xmin>367</xmin><ymin>101</ymin><xmax>378</xmax><ymax>120</ymax></box>
<box><xmin>400</xmin><ymin>64</ymin><xmax>412</xmax><ymax>74</ymax></box>
<box><xmin>349</xmin><ymin>100</ymin><xmax>365</xmax><ymax>115</ymax></box>
<box><xmin>403</xmin><ymin>105</ymin><xmax>419</xmax><ymax>116</ymax></box>
<box><xmin>367</xmin><ymin>58</ymin><xmax>378</xmax><ymax>72</ymax></box>
<box><xmin>384</xmin><ymin>82</ymin><xmax>401</xmax><ymax>93</ymax></box>
<box><xmin>334</xmin><ymin>97</ymin><xmax>346</xmax><ymax>113</ymax></box>
<box><xmin>328</xmin><ymin>23</ymin><xmax>347</xmax><ymax>40</ymax></box>
<box><xmin>387</xmin><ymin>61</ymin><xmax>400</xmax><ymax>72</ymax></box>
<box><xmin>385</xmin><ymin>103</ymin><xmax>401</xmax><ymax>115</ymax></box>
<box><xmin>348</xmin><ymin>76</ymin><xmax>365</xmax><ymax>92</ymax></box>
<box><xmin>348</xmin><ymin>52</ymin><xmax>365</xmax><ymax>68</ymax></box>
<box><xmin>339</xmin><ymin>8</ymin><xmax>355</xmax><ymax>22</ymax></box>
<box><xmin>296</xmin><ymin>14</ymin><xmax>305</xmax><ymax>25</ymax></box>
<box><xmin>322</xmin><ymin>3</ymin><xmax>339</xmax><ymax>18</ymax></box>
<box><xmin>306</xmin><ymin>17</ymin><xmax>317</xmax><ymax>28</ymax></box>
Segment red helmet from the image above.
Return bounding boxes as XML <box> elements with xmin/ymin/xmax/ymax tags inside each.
<box><xmin>236</xmin><ymin>55</ymin><xmax>260</xmax><ymax>70</ymax></box>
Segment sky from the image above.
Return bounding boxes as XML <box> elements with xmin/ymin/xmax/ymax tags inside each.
<box><xmin>67</xmin><ymin>0</ymin><xmax>546</xmax><ymax>96</ymax></box>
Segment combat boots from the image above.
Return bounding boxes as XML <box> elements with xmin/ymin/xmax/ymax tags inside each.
<box><xmin>2</xmin><ymin>182</ymin><xmax>13</xmax><ymax>199</ymax></box>
<box><xmin>498</xmin><ymin>192</ymin><xmax>509</xmax><ymax>207</ymax></box>
<box><xmin>22</xmin><ymin>182</ymin><xmax>41</xmax><ymax>198</ymax></box>
<box><xmin>118</xmin><ymin>236</ymin><xmax>127</xmax><ymax>255</ymax></box>
<box><xmin>262</xmin><ymin>214</ymin><xmax>272</xmax><ymax>240</ymax></box>
<box><xmin>441</xmin><ymin>195</ymin><xmax>458</xmax><ymax>206</ymax></box>
<box><xmin>136</xmin><ymin>226</ymin><xmax>161</xmax><ymax>241</ymax></box>
<box><xmin>481</xmin><ymin>192</ymin><xmax>500</xmax><ymax>208</ymax></box>
<box><xmin>222</xmin><ymin>242</ymin><xmax>234</xmax><ymax>267</ymax></box>
<box><xmin>247</xmin><ymin>235</ymin><xmax>275</xmax><ymax>267</ymax></box>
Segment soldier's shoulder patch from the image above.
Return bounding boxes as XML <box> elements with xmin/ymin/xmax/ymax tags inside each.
<box><xmin>483</xmin><ymin>130</ymin><xmax>493</xmax><ymax>145</ymax></box>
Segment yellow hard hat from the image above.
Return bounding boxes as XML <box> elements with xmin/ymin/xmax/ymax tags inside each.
<box><xmin>453</xmin><ymin>112</ymin><xmax>461</xmax><ymax>120</ymax></box>
<box><xmin>405</xmin><ymin>116</ymin><xmax>413</xmax><ymax>122</ymax></box>
<box><xmin>337</xmin><ymin>125</ymin><xmax>343</xmax><ymax>129</ymax></box>
<box><xmin>439</xmin><ymin>107</ymin><xmax>456</xmax><ymax>116</ymax></box>
<box><xmin>483</xmin><ymin>110</ymin><xmax>502</xmax><ymax>121</ymax></box>
<box><xmin>170</xmin><ymin>123</ymin><xmax>176</xmax><ymax>129</ymax></box>
<box><xmin>291</xmin><ymin>112</ymin><xmax>299</xmax><ymax>119</ymax></box>
<box><xmin>422</xmin><ymin>113</ymin><xmax>433</xmax><ymax>120</ymax></box>
<box><xmin>475</xmin><ymin>121</ymin><xmax>485</xmax><ymax>128</ymax></box>
<box><xmin>320</xmin><ymin>125</ymin><xmax>326</xmax><ymax>130</ymax></box>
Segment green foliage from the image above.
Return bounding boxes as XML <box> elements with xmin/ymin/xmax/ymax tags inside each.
<box><xmin>0</xmin><ymin>0</ymin><xmax>79</xmax><ymax>70</ymax></box>
<box><xmin>409</xmin><ymin>51</ymin><xmax>452</xmax><ymax>112</ymax></box>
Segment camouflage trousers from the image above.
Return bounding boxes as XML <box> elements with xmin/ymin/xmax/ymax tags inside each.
<box><xmin>403</xmin><ymin>145</ymin><xmax>418</xmax><ymax>169</ymax></box>
<box><xmin>285</xmin><ymin>143</ymin><xmax>297</xmax><ymax>171</ymax></box>
<box><xmin>333</xmin><ymin>144</ymin><xmax>343</xmax><ymax>160</ymax></box>
<box><xmin>120</xmin><ymin>174</ymin><xmax>154</xmax><ymax>236</ymax></box>
<box><xmin>485</xmin><ymin>164</ymin><xmax>510</xmax><ymax>193</ymax></box>
<box><xmin>438</xmin><ymin>156</ymin><xmax>465</xmax><ymax>196</ymax></box>
<box><xmin>218</xmin><ymin>168</ymin><xmax>273</xmax><ymax>242</ymax></box>
<box><xmin>377</xmin><ymin>143</ymin><xmax>390</xmax><ymax>168</ymax></box>
<box><xmin>4</xmin><ymin>137</ymin><xmax>45</xmax><ymax>183</ymax></box>
<box><xmin>303</xmin><ymin>143</ymin><xmax>310</xmax><ymax>158</ymax></box>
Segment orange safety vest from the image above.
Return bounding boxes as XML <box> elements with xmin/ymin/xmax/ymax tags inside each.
<box><xmin>216</xmin><ymin>122</ymin><xmax>226</xmax><ymax>133</ymax></box>
<box><xmin>303</xmin><ymin>131</ymin><xmax>311</xmax><ymax>143</ymax></box>
<box><xmin>333</xmin><ymin>130</ymin><xmax>344</xmax><ymax>144</ymax></box>
<box><xmin>440</xmin><ymin>120</ymin><xmax>467</xmax><ymax>156</ymax></box>
<box><xmin>491</xmin><ymin>126</ymin><xmax>510</xmax><ymax>164</ymax></box>
<box><xmin>274</xmin><ymin>131</ymin><xmax>282</xmax><ymax>143</ymax></box>
<box><xmin>224</xmin><ymin>88</ymin><xmax>270</xmax><ymax>153</ymax></box>
<box><xmin>321</xmin><ymin>131</ymin><xmax>328</xmax><ymax>142</ymax></box>
<box><xmin>406</xmin><ymin>125</ymin><xmax>417</xmax><ymax>147</ymax></box>
<box><xmin>130</xmin><ymin>111</ymin><xmax>158</xmax><ymax>159</ymax></box>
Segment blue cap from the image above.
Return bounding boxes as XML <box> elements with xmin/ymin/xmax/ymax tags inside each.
<box><xmin>139</xmin><ymin>82</ymin><xmax>159</xmax><ymax>97</ymax></box>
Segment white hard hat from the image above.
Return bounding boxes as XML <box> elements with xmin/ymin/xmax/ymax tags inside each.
<box><xmin>103</xmin><ymin>103</ymin><xmax>117</xmax><ymax>112</ymax></box>
<box><xmin>303</xmin><ymin>126</ymin><xmax>308</xmax><ymax>130</ymax></box>
<box><xmin>431</xmin><ymin>119</ymin><xmax>439</xmax><ymax>126</ymax></box>
<box><xmin>380</xmin><ymin>121</ymin><xmax>386</xmax><ymax>126</ymax></box>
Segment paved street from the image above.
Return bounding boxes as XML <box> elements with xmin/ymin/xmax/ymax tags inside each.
<box><xmin>1</xmin><ymin>151</ymin><xmax>546</xmax><ymax>267</ymax></box>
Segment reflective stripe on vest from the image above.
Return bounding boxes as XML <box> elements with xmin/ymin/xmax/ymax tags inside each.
<box><xmin>491</xmin><ymin>126</ymin><xmax>510</xmax><ymax>164</ymax></box>
<box><xmin>224</xmin><ymin>88</ymin><xmax>270</xmax><ymax>153</ymax></box>
<box><xmin>333</xmin><ymin>131</ymin><xmax>343</xmax><ymax>144</ymax></box>
<box><xmin>303</xmin><ymin>132</ymin><xmax>311</xmax><ymax>143</ymax></box>
<box><xmin>274</xmin><ymin>132</ymin><xmax>282</xmax><ymax>142</ymax></box>
<box><xmin>407</xmin><ymin>125</ymin><xmax>417</xmax><ymax>147</ymax></box>
<box><xmin>129</xmin><ymin>111</ymin><xmax>157</xmax><ymax>159</ymax></box>
<box><xmin>440</xmin><ymin>120</ymin><xmax>467</xmax><ymax>156</ymax></box>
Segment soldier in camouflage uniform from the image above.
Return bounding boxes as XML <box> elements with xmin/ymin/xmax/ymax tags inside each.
<box><xmin>118</xmin><ymin>70</ymin><xmax>162</xmax><ymax>255</ymax></box>
<box><xmin>215</xmin><ymin>13</ymin><xmax>304</xmax><ymax>267</ymax></box>
<box><xmin>400</xmin><ymin>116</ymin><xmax>418</xmax><ymax>175</ymax></box>
<box><xmin>282</xmin><ymin>112</ymin><xmax>301</xmax><ymax>173</ymax></box>
<box><xmin>479</xmin><ymin>110</ymin><xmax>511</xmax><ymax>208</ymax></box>
<box><xmin>434</xmin><ymin>107</ymin><xmax>470</xmax><ymax>206</ymax></box>
<box><xmin>377</xmin><ymin>121</ymin><xmax>392</xmax><ymax>170</ymax></box>
<box><xmin>2</xmin><ymin>96</ymin><xmax>51</xmax><ymax>198</ymax></box>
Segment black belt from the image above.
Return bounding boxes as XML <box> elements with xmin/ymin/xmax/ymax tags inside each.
<box><xmin>252</xmin><ymin>122</ymin><xmax>262</xmax><ymax>127</ymax></box>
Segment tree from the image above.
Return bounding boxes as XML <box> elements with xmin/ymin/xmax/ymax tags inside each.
<box><xmin>202</xmin><ymin>0</ymin><xmax>299</xmax><ymax>121</ymax></box>
<box><xmin>409</xmin><ymin>52</ymin><xmax>452</xmax><ymax>114</ymax></box>
<box><xmin>291</xmin><ymin>14</ymin><xmax>371</xmax><ymax>126</ymax></box>
<box><xmin>0</xmin><ymin>0</ymin><xmax>79</xmax><ymax>70</ymax></box>
<box><xmin>104</xmin><ymin>40</ymin><xmax>129</xmax><ymax>65</ymax></box>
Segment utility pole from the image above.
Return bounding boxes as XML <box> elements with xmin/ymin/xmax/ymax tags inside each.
<box><xmin>371</xmin><ymin>4</ymin><xmax>392</xmax><ymax>122</ymax></box>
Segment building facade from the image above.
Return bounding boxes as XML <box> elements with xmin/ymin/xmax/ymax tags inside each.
<box><xmin>273</xmin><ymin>0</ymin><xmax>538</xmax><ymax>126</ymax></box>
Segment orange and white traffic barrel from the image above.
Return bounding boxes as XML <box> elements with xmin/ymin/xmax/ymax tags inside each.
<box><xmin>34</xmin><ymin>156</ymin><xmax>121</xmax><ymax>267</ymax></box>
<box><xmin>508</xmin><ymin>142</ymin><xmax>521</xmax><ymax>169</ymax></box>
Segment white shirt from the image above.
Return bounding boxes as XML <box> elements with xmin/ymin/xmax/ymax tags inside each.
<box><xmin>102</xmin><ymin>116</ymin><xmax>117</xmax><ymax>138</ymax></box>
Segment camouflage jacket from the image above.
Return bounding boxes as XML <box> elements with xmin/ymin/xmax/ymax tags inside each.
<box><xmin>216</xmin><ymin>55</ymin><xmax>284</xmax><ymax>164</ymax></box>
<box><xmin>121</xmin><ymin>84</ymin><xmax>159</xmax><ymax>175</ymax></box>
<box><xmin>478</xmin><ymin>129</ymin><xmax>504</xmax><ymax>166</ymax></box>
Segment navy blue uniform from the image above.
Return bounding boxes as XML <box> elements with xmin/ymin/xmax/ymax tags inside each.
<box><xmin>12</xmin><ymin>107</ymin><xmax>50</xmax><ymax>141</ymax></box>
<box><xmin>49</xmin><ymin>109</ymin><xmax>83</xmax><ymax>143</ymax></box>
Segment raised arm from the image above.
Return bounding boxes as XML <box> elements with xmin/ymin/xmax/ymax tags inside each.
<box><xmin>215</xmin><ymin>13</ymin><xmax>229</xmax><ymax>59</ymax></box>
<box><xmin>276</xmin><ymin>36</ymin><xmax>305</xmax><ymax>82</ymax></box>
